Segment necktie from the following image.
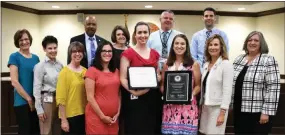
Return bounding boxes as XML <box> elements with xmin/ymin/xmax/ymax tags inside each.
<box><xmin>203</xmin><ymin>30</ymin><xmax>212</xmax><ymax>65</ymax></box>
<box><xmin>161</xmin><ymin>32</ymin><xmax>168</xmax><ymax>58</ymax></box>
<box><xmin>206</xmin><ymin>30</ymin><xmax>212</xmax><ymax>39</ymax></box>
<box><xmin>89</xmin><ymin>37</ymin><xmax>96</xmax><ymax>66</ymax></box>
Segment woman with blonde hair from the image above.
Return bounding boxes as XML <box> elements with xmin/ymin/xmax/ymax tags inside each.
<box><xmin>199</xmin><ymin>34</ymin><xmax>233</xmax><ymax>135</ymax></box>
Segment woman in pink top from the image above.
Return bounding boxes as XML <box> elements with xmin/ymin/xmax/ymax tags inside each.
<box><xmin>160</xmin><ymin>34</ymin><xmax>201</xmax><ymax>135</ymax></box>
<box><xmin>85</xmin><ymin>42</ymin><xmax>121</xmax><ymax>134</ymax></box>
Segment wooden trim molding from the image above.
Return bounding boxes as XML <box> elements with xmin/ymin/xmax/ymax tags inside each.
<box><xmin>38</xmin><ymin>9</ymin><xmax>257</xmax><ymax>17</ymax></box>
<box><xmin>1</xmin><ymin>1</ymin><xmax>39</xmax><ymax>14</ymax></box>
<box><xmin>1</xmin><ymin>72</ymin><xmax>10</xmax><ymax>77</ymax></box>
<box><xmin>38</xmin><ymin>9</ymin><xmax>166</xmax><ymax>15</ymax></box>
<box><xmin>257</xmin><ymin>7</ymin><xmax>285</xmax><ymax>17</ymax></box>
<box><xmin>1</xmin><ymin>2</ymin><xmax>284</xmax><ymax>17</ymax></box>
<box><xmin>281</xmin><ymin>74</ymin><xmax>285</xmax><ymax>79</ymax></box>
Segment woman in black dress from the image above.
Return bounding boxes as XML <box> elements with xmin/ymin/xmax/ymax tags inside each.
<box><xmin>111</xmin><ymin>25</ymin><xmax>130</xmax><ymax>69</ymax></box>
<box><xmin>111</xmin><ymin>25</ymin><xmax>130</xmax><ymax>135</ymax></box>
<box><xmin>120</xmin><ymin>22</ymin><xmax>162</xmax><ymax>135</ymax></box>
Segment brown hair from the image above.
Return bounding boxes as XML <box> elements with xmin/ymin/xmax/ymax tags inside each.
<box><xmin>242</xmin><ymin>31</ymin><xmax>269</xmax><ymax>54</ymax></box>
<box><xmin>132</xmin><ymin>21</ymin><xmax>150</xmax><ymax>45</ymax></box>
<box><xmin>167</xmin><ymin>34</ymin><xmax>194</xmax><ymax>67</ymax></box>
<box><xmin>203</xmin><ymin>7</ymin><xmax>216</xmax><ymax>16</ymax></box>
<box><xmin>14</xmin><ymin>29</ymin><xmax>33</xmax><ymax>48</ymax></box>
<box><xmin>67</xmin><ymin>41</ymin><xmax>85</xmax><ymax>63</ymax></box>
<box><xmin>204</xmin><ymin>34</ymin><xmax>228</xmax><ymax>62</ymax></box>
<box><xmin>92</xmin><ymin>41</ymin><xmax>116</xmax><ymax>72</ymax></box>
<box><xmin>111</xmin><ymin>25</ymin><xmax>130</xmax><ymax>45</ymax></box>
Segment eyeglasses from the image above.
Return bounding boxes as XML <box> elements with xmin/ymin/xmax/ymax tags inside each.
<box><xmin>101</xmin><ymin>50</ymin><xmax>112</xmax><ymax>53</ymax></box>
<box><xmin>71</xmin><ymin>50</ymin><xmax>83</xmax><ymax>53</ymax></box>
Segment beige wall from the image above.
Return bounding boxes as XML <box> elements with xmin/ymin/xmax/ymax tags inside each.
<box><xmin>256</xmin><ymin>13</ymin><xmax>285</xmax><ymax>74</ymax></box>
<box><xmin>1</xmin><ymin>8</ymin><xmax>284</xmax><ymax>74</ymax></box>
<box><xmin>2</xmin><ymin>8</ymin><xmax>40</xmax><ymax>72</ymax></box>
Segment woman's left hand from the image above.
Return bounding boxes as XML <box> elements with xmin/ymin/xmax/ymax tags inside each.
<box><xmin>216</xmin><ymin>113</ymin><xmax>225</xmax><ymax>126</ymax></box>
<box><xmin>259</xmin><ymin>114</ymin><xmax>269</xmax><ymax>124</ymax></box>
<box><xmin>112</xmin><ymin>113</ymin><xmax>120</xmax><ymax>123</ymax></box>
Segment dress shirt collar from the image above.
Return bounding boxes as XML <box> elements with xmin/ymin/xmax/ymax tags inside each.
<box><xmin>203</xmin><ymin>27</ymin><xmax>216</xmax><ymax>33</ymax></box>
<box><xmin>160</xmin><ymin>29</ymin><xmax>172</xmax><ymax>34</ymax></box>
<box><xmin>44</xmin><ymin>56</ymin><xmax>59</xmax><ymax>64</ymax></box>
<box><xmin>85</xmin><ymin>33</ymin><xmax>96</xmax><ymax>41</ymax></box>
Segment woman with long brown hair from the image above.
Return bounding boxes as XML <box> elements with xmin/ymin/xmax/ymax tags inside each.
<box><xmin>120</xmin><ymin>21</ymin><xmax>162</xmax><ymax>134</ymax></box>
<box><xmin>160</xmin><ymin>34</ymin><xmax>201</xmax><ymax>135</ymax></box>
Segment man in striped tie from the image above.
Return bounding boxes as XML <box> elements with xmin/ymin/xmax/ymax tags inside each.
<box><xmin>190</xmin><ymin>7</ymin><xmax>229</xmax><ymax>70</ymax></box>
<box><xmin>147</xmin><ymin>10</ymin><xmax>182</xmax><ymax>70</ymax></box>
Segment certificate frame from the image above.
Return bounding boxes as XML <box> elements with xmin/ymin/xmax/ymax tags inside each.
<box><xmin>163</xmin><ymin>70</ymin><xmax>192</xmax><ymax>104</ymax></box>
<box><xmin>127</xmin><ymin>66</ymin><xmax>158</xmax><ymax>90</ymax></box>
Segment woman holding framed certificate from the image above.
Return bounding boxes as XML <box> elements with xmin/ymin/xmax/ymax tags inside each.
<box><xmin>120</xmin><ymin>21</ymin><xmax>162</xmax><ymax>134</ymax></box>
<box><xmin>160</xmin><ymin>34</ymin><xmax>201</xmax><ymax>135</ymax></box>
<box><xmin>199</xmin><ymin>34</ymin><xmax>233</xmax><ymax>134</ymax></box>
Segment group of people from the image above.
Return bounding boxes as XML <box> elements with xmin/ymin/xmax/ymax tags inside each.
<box><xmin>8</xmin><ymin>7</ymin><xmax>280</xmax><ymax>135</ymax></box>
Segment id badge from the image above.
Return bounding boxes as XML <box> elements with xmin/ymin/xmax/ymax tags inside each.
<box><xmin>159</xmin><ymin>58</ymin><xmax>167</xmax><ymax>70</ymax></box>
<box><xmin>130</xmin><ymin>94</ymin><xmax>138</xmax><ymax>100</ymax></box>
<box><xmin>43</xmin><ymin>93</ymin><xmax>53</xmax><ymax>103</ymax></box>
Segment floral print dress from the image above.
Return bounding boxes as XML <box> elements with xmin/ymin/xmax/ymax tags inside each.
<box><xmin>161</xmin><ymin>63</ymin><xmax>198</xmax><ymax>135</ymax></box>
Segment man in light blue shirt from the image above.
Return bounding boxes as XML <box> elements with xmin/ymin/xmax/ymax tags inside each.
<box><xmin>190</xmin><ymin>7</ymin><xmax>229</xmax><ymax>69</ymax></box>
<box><xmin>147</xmin><ymin>10</ymin><xmax>182</xmax><ymax>69</ymax></box>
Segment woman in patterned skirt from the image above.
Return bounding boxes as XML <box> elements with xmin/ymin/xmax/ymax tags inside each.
<box><xmin>160</xmin><ymin>34</ymin><xmax>201</xmax><ymax>135</ymax></box>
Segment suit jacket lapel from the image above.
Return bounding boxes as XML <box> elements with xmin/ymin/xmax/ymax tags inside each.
<box><xmin>81</xmin><ymin>34</ymin><xmax>87</xmax><ymax>52</ymax></box>
<box><xmin>95</xmin><ymin>35</ymin><xmax>102</xmax><ymax>46</ymax></box>
<box><xmin>80</xmin><ymin>34</ymin><xmax>88</xmax><ymax>68</ymax></box>
<box><xmin>202</xmin><ymin>62</ymin><xmax>209</xmax><ymax>83</ymax></box>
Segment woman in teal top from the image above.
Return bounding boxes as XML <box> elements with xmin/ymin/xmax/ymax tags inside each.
<box><xmin>7</xmin><ymin>29</ymin><xmax>40</xmax><ymax>135</ymax></box>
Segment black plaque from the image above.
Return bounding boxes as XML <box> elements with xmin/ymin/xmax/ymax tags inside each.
<box><xmin>163</xmin><ymin>71</ymin><xmax>192</xmax><ymax>104</ymax></box>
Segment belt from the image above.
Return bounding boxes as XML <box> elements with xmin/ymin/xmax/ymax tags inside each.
<box><xmin>41</xmin><ymin>91</ymin><xmax>56</xmax><ymax>96</ymax></box>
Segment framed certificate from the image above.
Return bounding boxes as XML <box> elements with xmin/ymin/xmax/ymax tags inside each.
<box><xmin>127</xmin><ymin>67</ymin><xmax>158</xmax><ymax>90</ymax></box>
<box><xmin>163</xmin><ymin>71</ymin><xmax>192</xmax><ymax>104</ymax></box>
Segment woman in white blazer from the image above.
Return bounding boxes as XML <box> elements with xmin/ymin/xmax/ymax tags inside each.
<box><xmin>199</xmin><ymin>34</ymin><xmax>234</xmax><ymax>135</ymax></box>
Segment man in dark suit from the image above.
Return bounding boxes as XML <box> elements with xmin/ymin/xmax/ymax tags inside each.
<box><xmin>69</xmin><ymin>16</ymin><xmax>108</xmax><ymax>68</ymax></box>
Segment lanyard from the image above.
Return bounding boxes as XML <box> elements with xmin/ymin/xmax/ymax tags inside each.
<box><xmin>159</xmin><ymin>30</ymin><xmax>173</xmax><ymax>46</ymax></box>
